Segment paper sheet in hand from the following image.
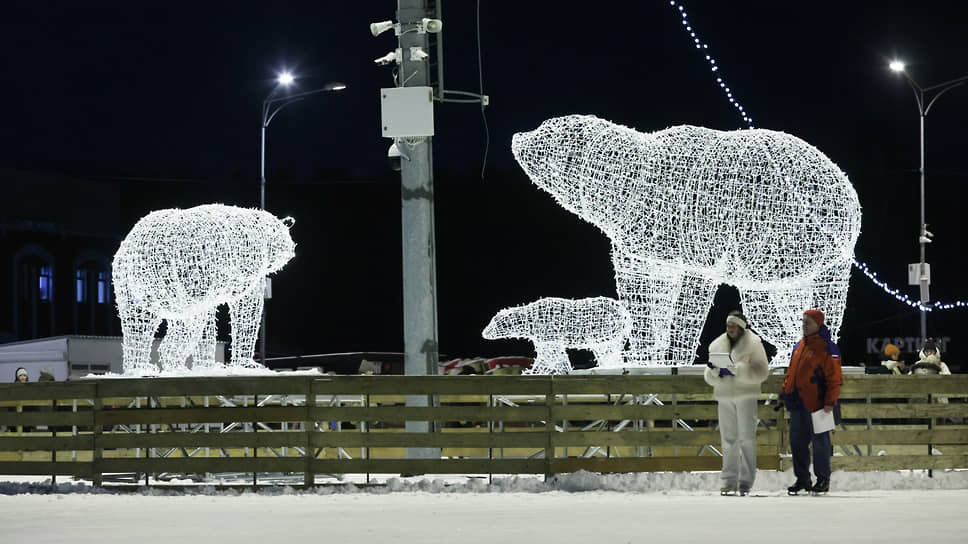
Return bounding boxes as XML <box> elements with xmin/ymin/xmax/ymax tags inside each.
<box><xmin>811</xmin><ymin>409</ymin><xmax>835</xmax><ymax>434</ymax></box>
<box><xmin>708</xmin><ymin>352</ymin><xmax>733</xmax><ymax>368</ymax></box>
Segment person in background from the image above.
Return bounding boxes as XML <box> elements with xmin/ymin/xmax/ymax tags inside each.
<box><xmin>910</xmin><ymin>340</ymin><xmax>950</xmax><ymax>375</ymax></box>
<box><xmin>703</xmin><ymin>310</ymin><xmax>770</xmax><ymax>496</ymax></box>
<box><xmin>880</xmin><ymin>343</ymin><xmax>908</xmax><ymax>375</ymax></box>
<box><xmin>780</xmin><ymin>309</ymin><xmax>843</xmax><ymax>495</ymax></box>
<box><xmin>15</xmin><ymin>367</ymin><xmax>28</xmax><ymax>383</ymax></box>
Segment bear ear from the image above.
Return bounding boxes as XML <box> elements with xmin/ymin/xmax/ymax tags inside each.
<box><xmin>282</xmin><ymin>216</ymin><xmax>296</xmax><ymax>228</ymax></box>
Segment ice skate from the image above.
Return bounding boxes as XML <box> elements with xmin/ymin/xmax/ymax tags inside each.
<box><xmin>720</xmin><ymin>483</ymin><xmax>738</xmax><ymax>496</ymax></box>
<box><xmin>739</xmin><ymin>484</ymin><xmax>751</xmax><ymax>496</ymax></box>
<box><xmin>811</xmin><ymin>478</ymin><xmax>829</xmax><ymax>494</ymax></box>
<box><xmin>787</xmin><ymin>480</ymin><xmax>812</xmax><ymax>495</ymax></box>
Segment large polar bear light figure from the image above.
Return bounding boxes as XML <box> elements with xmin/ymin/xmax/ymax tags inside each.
<box><xmin>113</xmin><ymin>204</ymin><xmax>295</xmax><ymax>375</ymax></box>
<box><xmin>511</xmin><ymin>115</ymin><xmax>861</xmax><ymax>366</ymax></box>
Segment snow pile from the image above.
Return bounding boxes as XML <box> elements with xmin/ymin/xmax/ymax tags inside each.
<box><xmin>3</xmin><ymin>469</ymin><xmax>966</xmax><ymax>496</ymax></box>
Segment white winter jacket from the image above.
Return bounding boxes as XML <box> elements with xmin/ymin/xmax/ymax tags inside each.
<box><xmin>703</xmin><ymin>330</ymin><xmax>770</xmax><ymax>400</ymax></box>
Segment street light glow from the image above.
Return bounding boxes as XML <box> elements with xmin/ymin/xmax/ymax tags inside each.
<box><xmin>889</xmin><ymin>60</ymin><xmax>905</xmax><ymax>72</ymax></box>
<box><xmin>277</xmin><ymin>72</ymin><xmax>294</xmax><ymax>85</ymax></box>
<box><xmin>324</xmin><ymin>82</ymin><xmax>347</xmax><ymax>91</ymax></box>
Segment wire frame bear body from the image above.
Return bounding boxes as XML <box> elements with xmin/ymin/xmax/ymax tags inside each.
<box><xmin>511</xmin><ymin>115</ymin><xmax>861</xmax><ymax>366</ymax></box>
<box><xmin>482</xmin><ymin>297</ymin><xmax>631</xmax><ymax>374</ymax></box>
<box><xmin>113</xmin><ymin>204</ymin><xmax>295</xmax><ymax>375</ymax></box>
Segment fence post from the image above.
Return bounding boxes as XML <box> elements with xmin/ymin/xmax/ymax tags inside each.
<box><xmin>544</xmin><ymin>377</ymin><xmax>554</xmax><ymax>480</ymax></box>
<box><xmin>304</xmin><ymin>379</ymin><xmax>315</xmax><ymax>488</ymax></box>
<box><xmin>93</xmin><ymin>385</ymin><xmax>103</xmax><ymax>487</ymax></box>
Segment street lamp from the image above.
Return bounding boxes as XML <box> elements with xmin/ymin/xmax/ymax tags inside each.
<box><xmin>258</xmin><ymin>72</ymin><xmax>345</xmax><ymax>365</ymax></box>
<box><xmin>889</xmin><ymin>60</ymin><xmax>968</xmax><ymax>344</ymax></box>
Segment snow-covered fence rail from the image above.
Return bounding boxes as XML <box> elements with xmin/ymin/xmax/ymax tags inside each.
<box><xmin>0</xmin><ymin>374</ymin><xmax>966</xmax><ymax>486</ymax></box>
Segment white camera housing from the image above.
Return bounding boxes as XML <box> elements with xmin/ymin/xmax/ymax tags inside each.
<box><xmin>373</xmin><ymin>49</ymin><xmax>401</xmax><ymax>66</ymax></box>
<box><xmin>420</xmin><ymin>18</ymin><xmax>443</xmax><ymax>33</ymax></box>
<box><xmin>410</xmin><ymin>47</ymin><xmax>429</xmax><ymax>61</ymax></box>
<box><xmin>388</xmin><ymin>142</ymin><xmax>408</xmax><ymax>171</ymax></box>
<box><xmin>370</xmin><ymin>20</ymin><xmax>396</xmax><ymax>37</ymax></box>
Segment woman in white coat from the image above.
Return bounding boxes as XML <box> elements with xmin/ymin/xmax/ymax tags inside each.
<box><xmin>704</xmin><ymin>311</ymin><xmax>770</xmax><ymax>496</ymax></box>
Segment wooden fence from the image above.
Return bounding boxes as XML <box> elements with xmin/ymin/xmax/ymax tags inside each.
<box><xmin>0</xmin><ymin>374</ymin><xmax>965</xmax><ymax>486</ymax></box>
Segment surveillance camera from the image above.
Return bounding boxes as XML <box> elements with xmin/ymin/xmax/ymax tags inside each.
<box><xmin>420</xmin><ymin>18</ymin><xmax>443</xmax><ymax>33</ymax></box>
<box><xmin>388</xmin><ymin>142</ymin><xmax>404</xmax><ymax>171</ymax></box>
<box><xmin>370</xmin><ymin>20</ymin><xmax>395</xmax><ymax>37</ymax></box>
<box><xmin>410</xmin><ymin>47</ymin><xmax>429</xmax><ymax>61</ymax></box>
<box><xmin>373</xmin><ymin>49</ymin><xmax>400</xmax><ymax>66</ymax></box>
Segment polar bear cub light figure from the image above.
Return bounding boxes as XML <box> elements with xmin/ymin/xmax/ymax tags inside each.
<box><xmin>511</xmin><ymin>115</ymin><xmax>861</xmax><ymax>366</ymax></box>
<box><xmin>113</xmin><ymin>204</ymin><xmax>295</xmax><ymax>375</ymax></box>
<box><xmin>483</xmin><ymin>297</ymin><xmax>631</xmax><ymax>374</ymax></box>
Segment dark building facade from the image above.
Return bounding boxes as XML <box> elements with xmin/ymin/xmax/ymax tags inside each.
<box><xmin>1</xmin><ymin>170</ymin><xmax>122</xmax><ymax>343</ymax></box>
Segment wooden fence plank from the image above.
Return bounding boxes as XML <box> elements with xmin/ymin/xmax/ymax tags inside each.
<box><xmin>310</xmin><ymin>458</ymin><xmax>546</xmax><ymax>474</ymax></box>
<box><xmin>0</xmin><ymin>382</ymin><xmax>97</xmax><ymax>401</ymax></box>
<box><xmin>311</xmin><ymin>432</ymin><xmax>547</xmax><ymax>449</ymax></box>
<box><xmin>550</xmin><ymin>430</ymin><xmax>781</xmax><ymax>448</ymax></box>
<box><xmin>0</xmin><ymin>461</ymin><xmax>93</xmax><ymax>477</ymax></box>
<box><xmin>97</xmin><ymin>457</ymin><xmax>305</xmax><ymax>474</ymax></box>
<box><xmin>838</xmin><ymin>404</ymin><xmax>965</xmax><ymax>419</ymax></box>
<box><xmin>831</xmin><ymin>429</ymin><xmax>968</xmax><ymax>445</ymax></box>
<box><xmin>0</xmin><ymin>411</ymin><xmax>94</xmax><ymax>426</ymax></box>
<box><xmin>829</xmin><ymin>454</ymin><xmax>968</xmax><ymax>471</ymax></box>
<box><xmin>0</xmin><ymin>435</ymin><xmax>94</xmax><ymax>451</ymax></box>
<box><xmin>95</xmin><ymin>406</ymin><xmax>307</xmax><ymax>425</ymax></box>
<box><xmin>308</xmin><ymin>406</ymin><xmax>548</xmax><ymax>422</ymax></box>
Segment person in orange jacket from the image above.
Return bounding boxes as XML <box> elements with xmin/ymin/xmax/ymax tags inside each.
<box><xmin>780</xmin><ymin>309</ymin><xmax>842</xmax><ymax>494</ymax></box>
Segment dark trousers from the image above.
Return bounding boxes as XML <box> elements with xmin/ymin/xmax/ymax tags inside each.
<box><xmin>789</xmin><ymin>409</ymin><xmax>832</xmax><ymax>482</ymax></box>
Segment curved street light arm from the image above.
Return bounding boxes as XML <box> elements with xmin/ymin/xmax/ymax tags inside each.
<box><xmin>264</xmin><ymin>97</ymin><xmax>306</xmax><ymax>127</ymax></box>
<box><xmin>924</xmin><ymin>80</ymin><xmax>966</xmax><ymax>116</ymax></box>
<box><xmin>902</xmin><ymin>74</ymin><xmax>925</xmax><ymax>115</ymax></box>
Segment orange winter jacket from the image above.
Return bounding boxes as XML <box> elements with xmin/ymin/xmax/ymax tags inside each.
<box><xmin>780</xmin><ymin>326</ymin><xmax>843</xmax><ymax>412</ymax></box>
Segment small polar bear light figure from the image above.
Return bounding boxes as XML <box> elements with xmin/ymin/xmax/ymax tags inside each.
<box><xmin>482</xmin><ymin>297</ymin><xmax>631</xmax><ymax>375</ymax></box>
<box><xmin>112</xmin><ymin>204</ymin><xmax>295</xmax><ymax>375</ymax></box>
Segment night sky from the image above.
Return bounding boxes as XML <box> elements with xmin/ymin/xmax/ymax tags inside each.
<box><xmin>2</xmin><ymin>1</ymin><xmax>967</xmax><ymax>365</ymax></box>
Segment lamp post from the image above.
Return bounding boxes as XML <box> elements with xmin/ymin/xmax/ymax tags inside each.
<box><xmin>889</xmin><ymin>61</ymin><xmax>967</xmax><ymax>345</ymax></box>
<box><xmin>259</xmin><ymin>72</ymin><xmax>345</xmax><ymax>365</ymax></box>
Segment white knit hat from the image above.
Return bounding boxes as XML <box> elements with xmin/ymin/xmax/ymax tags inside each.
<box><xmin>16</xmin><ymin>368</ymin><xmax>28</xmax><ymax>378</ymax></box>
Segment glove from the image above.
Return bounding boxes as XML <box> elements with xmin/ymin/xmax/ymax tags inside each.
<box><xmin>718</xmin><ymin>368</ymin><xmax>734</xmax><ymax>377</ymax></box>
<box><xmin>706</xmin><ymin>363</ymin><xmax>716</xmax><ymax>369</ymax></box>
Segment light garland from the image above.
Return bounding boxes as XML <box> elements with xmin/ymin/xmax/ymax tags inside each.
<box><xmin>852</xmin><ymin>259</ymin><xmax>967</xmax><ymax>312</ymax></box>
<box><xmin>482</xmin><ymin>297</ymin><xmax>632</xmax><ymax>374</ymax></box>
<box><xmin>668</xmin><ymin>1</ymin><xmax>752</xmax><ymax>129</ymax></box>
<box><xmin>669</xmin><ymin>1</ymin><xmax>967</xmax><ymax>313</ymax></box>
<box><xmin>113</xmin><ymin>204</ymin><xmax>296</xmax><ymax>376</ymax></box>
<box><xmin>512</xmin><ymin>115</ymin><xmax>861</xmax><ymax>366</ymax></box>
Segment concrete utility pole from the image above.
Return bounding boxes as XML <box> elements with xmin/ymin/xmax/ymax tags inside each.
<box><xmin>396</xmin><ymin>0</ymin><xmax>440</xmax><ymax>458</ymax></box>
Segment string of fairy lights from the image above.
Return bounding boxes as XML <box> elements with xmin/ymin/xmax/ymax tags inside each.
<box><xmin>669</xmin><ymin>1</ymin><xmax>753</xmax><ymax>129</ymax></box>
<box><xmin>667</xmin><ymin>0</ymin><xmax>966</xmax><ymax>312</ymax></box>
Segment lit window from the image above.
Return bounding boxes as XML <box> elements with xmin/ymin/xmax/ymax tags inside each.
<box><xmin>38</xmin><ymin>265</ymin><xmax>53</xmax><ymax>302</ymax></box>
<box><xmin>76</xmin><ymin>269</ymin><xmax>89</xmax><ymax>303</ymax></box>
<box><xmin>97</xmin><ymin>271</ymin><xmax>111</xmax><ymax>304</ymax></box>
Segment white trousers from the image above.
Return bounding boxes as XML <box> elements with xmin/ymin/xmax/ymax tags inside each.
<box><xmin>717</xmin><ymin>396</ymin><xmax>759</xmax><ymax>486</ymax></box>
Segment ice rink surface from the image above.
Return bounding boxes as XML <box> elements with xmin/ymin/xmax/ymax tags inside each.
<box><xmin>2</xmin><ymin>471</ymin><xmax>966</xmax><ymax>544</ymax></box>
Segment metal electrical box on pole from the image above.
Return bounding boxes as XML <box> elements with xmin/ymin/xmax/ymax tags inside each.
<box><xmin>378</xmin><ymin>0</ymin><xmax>441</xmax><ymax>461</ymax></box>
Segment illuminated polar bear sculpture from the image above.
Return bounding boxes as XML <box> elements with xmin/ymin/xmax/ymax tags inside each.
<box><xmin>511</xmin><ymin>115</ymin><xmax>861</xmax><ymax>366</ymax></box>
<box><xmin>482</xmin><ymin>297</ymin><xmax>632</xmax><ymax>374</ymax></box>
<box><xmin>113</xmin><ymin>204</ymin><xmax>295</xmax><ymax>375</ymax></box>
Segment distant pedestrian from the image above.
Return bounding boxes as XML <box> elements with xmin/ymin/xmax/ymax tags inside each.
<box><xmin>780</xmin><ymin>309</ymin><xmax>842</xmax><ymax>495</ymax></box>
<box><xmin>704</xmin><ymin>311</ymin><xmax>770</xmax><ymax>496</ymax></box>
<box><xmin>14</xmin><ymin>367</ymin><xmax>28</xmax><ymax>383</ymax></box>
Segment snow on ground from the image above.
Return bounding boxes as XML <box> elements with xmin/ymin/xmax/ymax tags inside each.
<box><xmin>2</xmin><ymin>470</ymin><xmax>967</xmax><ymax>543</ymax></box>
